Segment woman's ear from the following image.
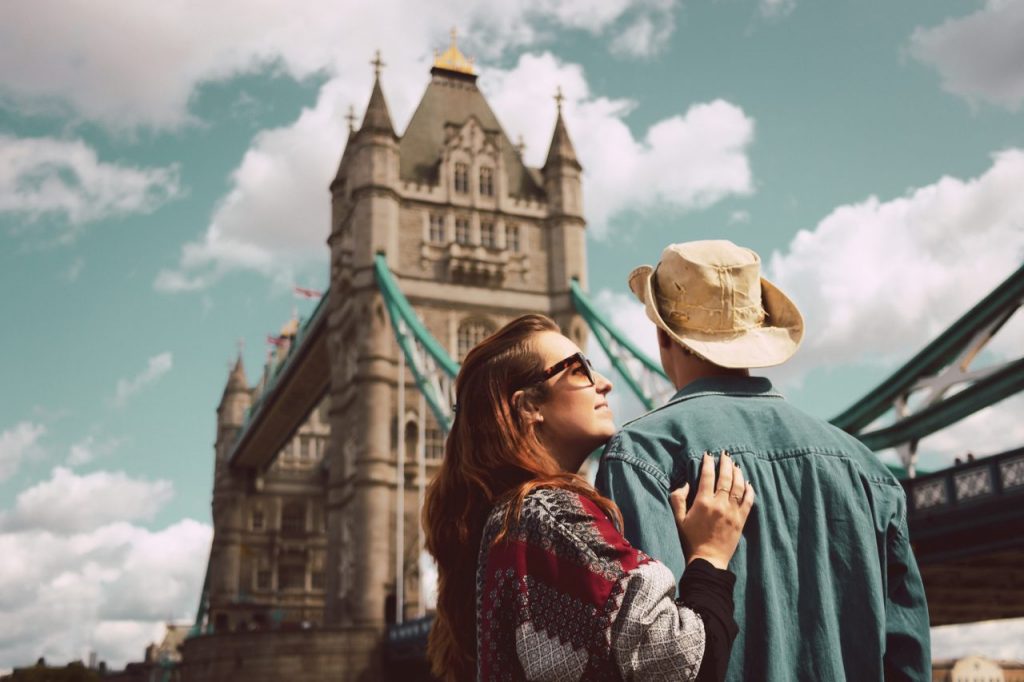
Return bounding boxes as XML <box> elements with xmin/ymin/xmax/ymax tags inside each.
<box><xmin>511</xmin><ymin>390</ymin><xmax>544</xmax><ymax>425</ymax></box>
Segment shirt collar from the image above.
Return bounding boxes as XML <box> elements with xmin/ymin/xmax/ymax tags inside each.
<box><xmin>668</xmin><ymin>375</ymin><xmax>781</xmax><ymax>403</ymax></box>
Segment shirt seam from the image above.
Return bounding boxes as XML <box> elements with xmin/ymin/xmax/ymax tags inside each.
<box><xmin>606</xmin><ymin>445</ymin><xmax>902</xmax><ymax>489</ymax></box>
<box><xmin>601</xmin><ymin>450</ymin><xmax>671</xmax><ymax>487</ymax></box>
<box><xmin>622</xmin><ymin>390</ymin><xmax>784</xmax><ymax>427</ymax></box>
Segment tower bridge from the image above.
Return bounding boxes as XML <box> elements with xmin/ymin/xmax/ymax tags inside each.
<box><xmin>180</xmin><ymin>35</ymin><xmax>1024</xmax><ymax>682</ymax></box>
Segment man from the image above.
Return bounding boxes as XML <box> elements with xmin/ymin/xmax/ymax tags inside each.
<box><xmin>595</xmin><ymin>240</ymin><xmax>930</xmax><ymax>681</ymax></box>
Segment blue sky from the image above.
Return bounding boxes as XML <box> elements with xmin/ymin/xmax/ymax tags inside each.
<box><xmin>1</xmin><ymin>0</ymin><xmax>1023</xmax><ymax>670</ymax></box>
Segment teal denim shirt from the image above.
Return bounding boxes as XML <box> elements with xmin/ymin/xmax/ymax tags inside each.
<box><xmin>595</xmin><ymin>376</ymin><xmax>931</xmax><ymax>682</ymax></box>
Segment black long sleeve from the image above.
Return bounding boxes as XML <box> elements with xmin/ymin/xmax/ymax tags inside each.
<box><xmin>678</xmin><ymin>558</ymin><xmax>739</xmax><ymax>682</ymax></box>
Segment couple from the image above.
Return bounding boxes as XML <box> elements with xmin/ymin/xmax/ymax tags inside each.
<box><xmin>424</xmin><ymin>240</ymin><xmax>931</xmax><ymax>681</ymax></box>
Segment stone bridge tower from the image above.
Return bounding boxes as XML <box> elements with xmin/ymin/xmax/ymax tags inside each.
<box><xmin>325</xmin><ymin>36</ymin><xmax>588</xmax><ymax>677</ymax></box>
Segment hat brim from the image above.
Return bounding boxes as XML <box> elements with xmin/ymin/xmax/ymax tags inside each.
<box><xmin>628</xmin><ymin>264</ymin><xmax>804</xmax><ymax>369</ymax></box>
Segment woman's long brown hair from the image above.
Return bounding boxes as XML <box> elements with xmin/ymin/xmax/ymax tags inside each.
<box><xmin>422</xmin><ymin>314</ymin><xmax>622</xmax><ymax>681</ymax></box>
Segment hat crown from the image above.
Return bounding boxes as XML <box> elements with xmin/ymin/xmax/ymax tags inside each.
<box><xmin>654</xmin><ymin>240</ymin><xmax>765</xmax><ymax>335</ymax></box>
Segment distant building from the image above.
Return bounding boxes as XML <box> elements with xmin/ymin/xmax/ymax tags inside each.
<box><xmin>104</xmin><ymin>623</ymin><xmax>188</xmax><ymax>682</ymax></box>
<box><xmin>1</xmin><ymin>660</ymin><xmax>99</xmax><ymax>681</ymax></box>
<box><xmin>933</xmin><ymin>656</ymin><xmax>1024</xmax><ymax>682</ymax></box>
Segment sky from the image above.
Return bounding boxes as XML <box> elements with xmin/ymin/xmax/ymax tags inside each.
<box><xmin>1</xmin><ymin>0</ymin><xmax>1023</xmax><ymax>671</ymax></box>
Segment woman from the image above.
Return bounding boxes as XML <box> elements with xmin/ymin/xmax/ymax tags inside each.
<box><xmin>424</xmin><ymin>314</ymin><xmax>754</xmax><ymax>681</ymax></box>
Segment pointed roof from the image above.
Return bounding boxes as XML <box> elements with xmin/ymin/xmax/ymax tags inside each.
<box><xmin>221</xmin><ymin>355</ymin><xmax>248</xmax><ymax>402</ymax></box>
<box><xmin>361</xmin><ymin>74</ymin><xmax>396</xmax><ymax>137</ymax></box>
<box><xmin>331</xmin><ymin>118</ymin><xmax>360</xmax><ymax>188</ymax></box>
<box><xmin>544</xmin><ymin>104</ymin><xmax>581</xmax><ymax>172</ymax></box>
<box><xmin>399</xmin><ymin>69</ymin><xmax>544</xmax><ymax>198</ymax></box>
<box><xmin>330</xmin><ymin>106</ymin><xmax>360</xmax><ymax>191</ymax></box>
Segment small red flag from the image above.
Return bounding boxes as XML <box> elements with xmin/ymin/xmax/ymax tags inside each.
<box><xmin>293</xmin><ymin>286</ymin><xmax>323</xmax><ymax>299</ymax></box>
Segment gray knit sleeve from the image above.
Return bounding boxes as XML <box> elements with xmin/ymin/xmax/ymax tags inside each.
<box><xmin>609</xmin><ymin>560</ymin><xmax>706</xmax><ymax>680</ymax></box>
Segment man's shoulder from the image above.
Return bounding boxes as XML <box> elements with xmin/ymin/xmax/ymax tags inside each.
<box><xmin>600</xmin><ymin>407</ymin><xmax>697</xmax><ymax>484</ymax></box>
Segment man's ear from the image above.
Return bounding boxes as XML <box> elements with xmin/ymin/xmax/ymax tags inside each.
<box><xmin>657</xmin><ymin>327</ymin><xmax>673</xmax><ymax>350</ymax></box>
<box><xmin>511</xmin><ymin>390</ymin><xmax>544</xmax><ymax>424</ymax></box>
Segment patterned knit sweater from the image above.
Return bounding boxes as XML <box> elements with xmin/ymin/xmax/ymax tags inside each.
<box><xmin>476</xmin><ymin>487</ymin><xmax>737</xmax><ymax>681</ymax></box>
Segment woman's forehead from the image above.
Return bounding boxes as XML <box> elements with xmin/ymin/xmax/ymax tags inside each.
<box><xmin>534</xmin><ymin>331</ymin><xmax>581</xmax><ymax>362</ymax></box>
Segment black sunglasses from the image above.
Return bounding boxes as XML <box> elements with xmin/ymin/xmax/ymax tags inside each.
<box><xmin>522</xmin><ymin>351</ymin><xmax>596</xmax><ymax>389</ymax></box>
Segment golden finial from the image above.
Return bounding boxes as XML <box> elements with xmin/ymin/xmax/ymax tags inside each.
<box><xmin>554</xmin><ymin>86</ymin><xmax>565</xmax><ymax>114</ymax></box>
<box><xmin>433</xmin><ymin>27</ymin><xmax>476</xmax><ymax>75</ymax></box>
<box><xmin>371</xmin><ymin>50</ymin><xmax>386</xmax><ymax>77</ymax></box>
<box><xmin>345</xmin><ymin>105</ymin><xmax>357</xmax><ymax>133</ymax></box>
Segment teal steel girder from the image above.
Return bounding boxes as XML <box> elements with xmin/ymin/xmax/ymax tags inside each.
<box><xmin>857</xmin><ymin>357</ymin><xmax>1024</xmax><ymax>451</ymax></box>
<box><xmin>374</xmin><ymin>255</ymin><xmax>459</xmax><ymax>432</ymax></box>
<box><xmin>831</xmin><ymin>263</ymin><xmax>1024</xmax><ymax>434</ymax></box>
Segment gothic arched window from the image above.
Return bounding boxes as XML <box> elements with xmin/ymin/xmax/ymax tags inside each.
<box><xmin>429</xmin><ymin>213</ymin><xmax>445</xmax><ymax>243</ymax></box>
<box><xmin>479</xmin><ymin>167</ymin><xmax>494</xmax><ymax>197</ymax></box>
<box><xmin>481</xmin><ymin>220</ymin><xmax>495</xmax><ymax>248</ymax></box>
<box><xmin>506</xmin><ymin>224</ymin><xmax>521</xmax><ymax>252</ymax></box>
<box><xmin>454</xmin><ymin>163</ymin><xmax>469</xmax><ymax>194</ymax></box>
<box><xmin>455</xmin><ymin>217</ymin><xmax>471</xmax><ymax>245</ymax></box>
<box><xmin>281</xmin><ymin>501</ymin><xmax>306</xmax><ymax>536</ymax></box>
<box><xmin>457</xmin><ymin>318</ymin><xmax>496</xmax><ymax>360</ymax></box>
<box><xmin>425</xmin><ymin>426</ymin><xmax>445</xmax><ymax>461</ymax></box>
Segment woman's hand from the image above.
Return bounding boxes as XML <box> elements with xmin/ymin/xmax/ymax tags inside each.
<box><xmin>669</xmin><ymin>451</ymin><xmax>754</xmax><ymax>570</ymax></box>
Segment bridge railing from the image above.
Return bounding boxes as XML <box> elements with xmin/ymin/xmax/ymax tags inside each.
<box><xmin>905</xmin><ymin>445</ymin><xmax>1024</xmax><ymax>518</ymax></box>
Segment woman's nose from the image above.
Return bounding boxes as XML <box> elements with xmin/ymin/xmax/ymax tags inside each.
<box><xmin>596</xmin><ymin>371</ymin><xmax>613</xmax><ymax>394</ymax></box>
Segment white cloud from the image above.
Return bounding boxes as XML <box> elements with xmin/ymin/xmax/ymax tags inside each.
<box><xmin>916</xmin><ymin>393</ymin><xmax>1024</xmax><ymax>469</ymax></box>
<box><xmin>484</xmin><ymin>53</ymin><xmax>755</xmax><ymax>235</ymax></box>
<box><xmin>157</xmin><ymin>51</ymin><xmax>755</xmax><ymax>290</ymax></box>
<box><xmin>155</xmin><ymin>80</ymin><xmax>351</xmax><ymax>293</ymax></box>
<box><xmin>0</xmin><ymin>518</ymin><xmax>210</xmax><ymax>670</ymax></box>
<box><xmin>66</xmin><ymin>435</ymin><xmax>124</xmax><ymax>468</ymax></box>
<box><xmin>909</xmin><ymin>0</ymin><xmax>1024</xmax><ymax>111</ymax></box>
<box><xmin>0</xmin><ymin>135</ymin><xmax>181</xmax><ymax>243</ymax></box>
<box><xmin>609</xmin><ymin>0</ymin><xmax>677</xmax><ymax>58</ymax></box>
<box><xmin>1</xmin><ymin>467</ymin><xmax>173</xmax><ymax>534</ymax></box>
<box><xmin>932</xmin><ymin>617</ymin><xmax>1024</xmax><ymax>662</ymax></box>
<box><xmin>0</xmin><ymin>422</ymin><xmax>45</xmax><ymax>482</ymax></box>
<box><xmin>113</xmin><ymin>353</ymin><xmax>172</xmax><ymax>407</ymax></box>
<box><xmin>0</xmin><ymin>0</ymin><xmax>679</xmax><ymax>132</ymax></box>
<box><xmin>760</xmin><ymin>0</ymin><xmax>796</xmax><ymax>19</ymax></box>
<box><xmin>767</xmin><ymin>148</ymin><xmax>1024</xmax><ymax>382</ymax></box>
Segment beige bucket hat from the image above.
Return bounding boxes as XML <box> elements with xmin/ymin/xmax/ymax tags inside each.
<box><xmin>628</xmin><ymin>240</ymin><xmax>804</xmax><ymax>369</ymax></box>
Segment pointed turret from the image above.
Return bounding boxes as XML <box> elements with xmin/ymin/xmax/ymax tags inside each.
<box><xmin>360</xmin><ymin>52</ymin><xmax>396</xmax><ymax>137</ymax></box>
<box><xmin>217</xmin><ymin>354</ymin><xmax>252</xmax><ymax>449</ymax></box>
<box><xmin>542</xmin><ymin>88</ymin><xmax>584</xmax><ymax>218</ymax></box>
<box><xmin>223</xmin><ymin>355</ymin><xmax>248</xmax><ymax>397</ymax></box>
<box><xmin>329</xmin><ymin>106</ymin><xmax>360</xmax><ymax>194</ymax></box>
<box><xmin>332</xmin><ymin>50</ymin><xmax>401</xmax><ymax>272</ymax></box>
<box><xmin>544</xmin><ymin>105</ymin><xmax>581</xmax><ymax>172</ymax></box>
<box><xmin>543</xmin><ymin>87</ymin><xmax>586</xmax><ymax>290</ymax></box>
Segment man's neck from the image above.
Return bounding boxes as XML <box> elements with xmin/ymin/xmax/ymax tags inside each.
<box><xmin>669</xmin><ymin>348</ymin><xmax>749</xmax><ymax>391</ymax></box>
